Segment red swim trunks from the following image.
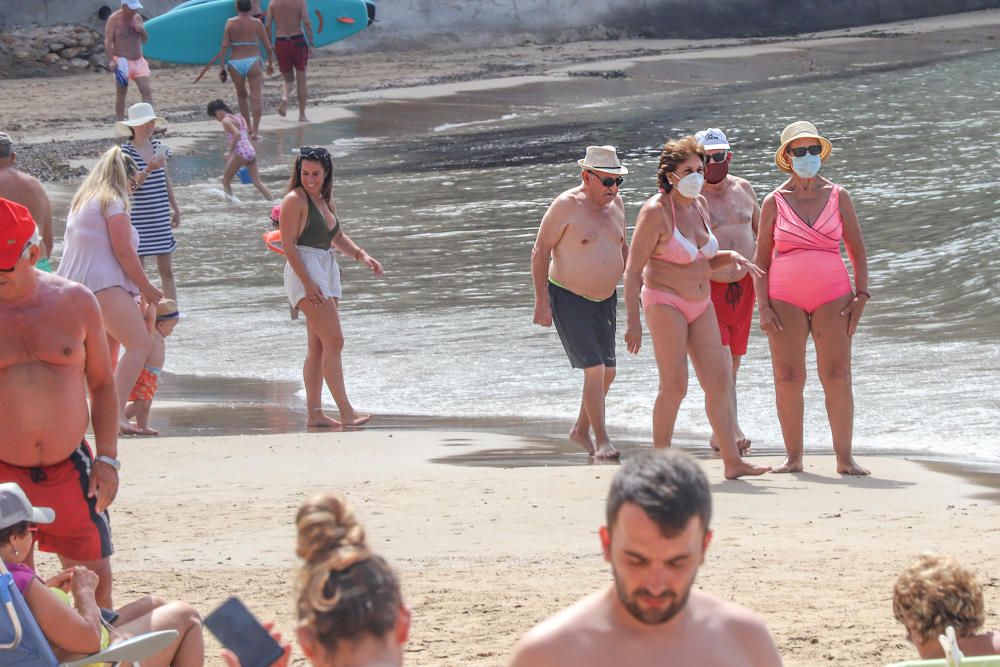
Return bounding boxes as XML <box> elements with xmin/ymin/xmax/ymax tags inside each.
<box><xmin>128</xmin><ymin>367</ymin><xmax>160</xmax><ymax>402</ymax></box>
<box><xmin>275</xmin><ymin>34</ymin><xmax>308</xmax><ymax>73</ymax></box>
<box><xmin>710</xmin><ymin>274</ymin><xmax>756</xmax><ymax>356</ymax></box>
<box><xmin>0</xmin><ymin>443</ymin><xmax>113</xmax><ymax>562</ymax></box>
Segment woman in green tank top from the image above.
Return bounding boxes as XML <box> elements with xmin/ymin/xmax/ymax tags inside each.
<box><xmin>278</xmin><ymin>147</ymin><xmax>384</xmax><ymax>428</ymax></box>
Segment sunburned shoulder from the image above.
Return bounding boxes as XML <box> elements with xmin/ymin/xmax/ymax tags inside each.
<box><xmin>688</xmin><ymin>590</ymin><xmax>773</xmax><ymax>637</ymax></box>
<box><xmin>510</xmin><ymin>593</ymin><xmax>606</xmax><ymax>666</ymax></box>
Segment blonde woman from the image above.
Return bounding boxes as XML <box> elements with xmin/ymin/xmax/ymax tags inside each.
<box><xmin>221</xmin><ymin>492</ymin><xmax>410</xmax><ymax>667</ymax></box>
<box><xmin>893</xmin><ymin>554</ymin><xmax>1000</xmax><ymax>659</ymax></box>
<box><xmin>58</xmin><ymin>146</ymin><xmax>163</xmax><ymax>435</ymax></box>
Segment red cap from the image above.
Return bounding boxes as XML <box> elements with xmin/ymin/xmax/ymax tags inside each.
<box><xmin>0</xmin><ymin>198</ymin><xmax>37</xmax><ymax>270</ymax></box>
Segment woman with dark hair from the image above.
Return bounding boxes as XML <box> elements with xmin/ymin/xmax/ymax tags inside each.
<box><xmin>754</xmin><ymin>121</ymin><xmax>870</xmax><ymax>476</ymax></box>
<box><xmin>624</xmin><ymin>136</ymin><xmax>769</xmax><ymax>480</ymax></box>
<box><xmin>206</xmin><ymin>99</ymin><xmax>272</xmax><ymax>200</ymax></box>
<box><xmin>280</xmin><ymin>147</ymin><xmax>383</xmax><ymax>427</ymax></box>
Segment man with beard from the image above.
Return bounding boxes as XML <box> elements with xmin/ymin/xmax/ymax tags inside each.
<box><xmin>508</xmin><ymin>449</ymin><xmax>782</xmax><ymax>667</ymax></box>
<box><xmin>697</xmin><ymin>128</ymin><xmax>760</xmax><ymax>455</ymax></box>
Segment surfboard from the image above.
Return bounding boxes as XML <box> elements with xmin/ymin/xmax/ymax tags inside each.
<box><xmin>144</xmin><ymin>0</ymin><xmax>374</xmax><ymax>65</ymax></box>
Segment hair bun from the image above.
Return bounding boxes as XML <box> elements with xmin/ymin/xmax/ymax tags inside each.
<box><xmin>296</xmin><ymin>492</ymin><xmax>369</xmax><ymax>569</ymax></box>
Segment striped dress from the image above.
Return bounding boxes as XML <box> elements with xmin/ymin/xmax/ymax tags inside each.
<box><xmin>122</xmin><ymin>141</ymin><xmax>176</xmax><ymax>256</ymax></box>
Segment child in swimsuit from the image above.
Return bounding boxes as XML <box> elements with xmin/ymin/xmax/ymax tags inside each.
<box><xmin>123</xmin><ymin>299</ymin><xmax>182</xmax><ymax>436</ymax></box>
<box><xmin>206</xmin><ymin>99</ymin><xmax>273</xmax><ymax>201</ymax></box>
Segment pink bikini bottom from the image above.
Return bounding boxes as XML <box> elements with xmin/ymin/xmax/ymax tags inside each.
<box><xmin>641</xmin><ymin>285</ymin><xmax>712</xmax><ymax>324</ymax></box>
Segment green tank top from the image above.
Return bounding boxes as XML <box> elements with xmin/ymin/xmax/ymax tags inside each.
<box><xmin>296</xmin><ymin>196</ymin><xmax>340</xmax><ymax>249</ymax></box>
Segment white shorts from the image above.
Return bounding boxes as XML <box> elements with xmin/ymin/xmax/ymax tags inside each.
<box><xmin>284</xmin><ymin>246</ymin><xmax>342</xmax><ymax>308</ymax></box>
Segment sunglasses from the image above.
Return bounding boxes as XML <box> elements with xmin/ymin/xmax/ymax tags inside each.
<box><xmin>587</xmin><ymin>171</ymin><xmax>624</xmax><ymax>188</ymax></box>
<box><xmin>789</xmin><ymin>144</ymin><xmax>823</xmax><ymax>158</ymax></box>
<box><xmin>299</xmin><ymin>146</ymin><xmax>331</xmax><ymax>162</ymax></box>
<box><xmin>0</xmin><ymin>238</ymin><xmax>34</xmax><ymax>272</ymax></box>
<box><xmin>705</xmin><ymin>152</ymin><xmax>730</xmax><ymax>163</ymax></box>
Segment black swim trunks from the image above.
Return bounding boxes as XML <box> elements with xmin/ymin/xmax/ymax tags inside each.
<box><xmin>548</xmin><ymin>281</ymin><xmax>617</xmax><ymax>369</ymax></box>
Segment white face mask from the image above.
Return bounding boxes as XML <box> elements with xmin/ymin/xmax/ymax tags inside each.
<box><xmin>791</xmin><ymin>153</ymin><xmax>822</xmax><ymax>179</ymax></box>
<box><xmin>673</xmin><ymin>172</ymin><xmax>704</xmax><ymax>199</ymax></box>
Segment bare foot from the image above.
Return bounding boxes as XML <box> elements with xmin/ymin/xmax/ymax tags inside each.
<box><xmin>277</xmin><ymin>98</ymin><xmax>288</xmax><ymax>117</ymax></box>
<box><xmin>298</xmin><ymin>114</ymin><xmax>309</xmax><ymax>123</ymax></box>
<box><xmin>307</xmin><ymin>413</ymin><xmax>343</xmax><ymax>429</ymax></box>
<box><xmin>724</xmin><ymin>461</ymin><xmax>771</xmax><ymax>479</ymax></box>
<box><xmin>569</xmin><ymin>426</ymin><xmax>596</xmax><ymax>456</ymax></box>
<box><xmin>136</xmin><ymin>426</ymin><xmax>159</xmax><ymax>436</ymax></box>
<box><xmin>119</xmin><ymin>420</ymin><xmax>143</xmax><ymax>436</ymax></box>
<box><xmin>772</xmin><ymin>458</ymin><xmax>804</xmax><ymax>474</ymax></box>
<box><xmin>594</xmin><ymin>442</ymin><xmax>621</xmax><ymax>460</ymax></box>
<box><xmin>340</xmin><ymin>412</ymin><xmax>372</xmax><ymax>427</ymax></box>
<box><xmin>837</xmin><ymin>458</ymin><xmax>871</xmax><ymax>476</ymax></box>
<box><xmin>711</xmin><ymin>437</ymin><xmax>751</xmax><ymax>457</ymax></box>
<box><xmin>251</xmin><ymin>133</ymin><xmax>261</xmax><ymax>142</ymax></box>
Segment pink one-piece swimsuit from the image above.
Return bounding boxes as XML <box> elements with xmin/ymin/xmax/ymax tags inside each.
<box><xmin>768</xmin><ymin>184</ymin><xmax>852</xmax><ymax>314</ymax></box>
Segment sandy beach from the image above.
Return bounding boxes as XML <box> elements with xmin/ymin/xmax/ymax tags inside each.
<box><xmin>40</xmin><ymin>431</ymin><xmax>994</xmax><ymax>667</ymax></box>
<box><xmin>6</xmin><ymin>8</ymin><xmax>1000</xmax><ymax>666</ymax></box>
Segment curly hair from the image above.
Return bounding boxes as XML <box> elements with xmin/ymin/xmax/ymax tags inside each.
<box><xmin>295</xmin><ymin>492</ymin><xmax>402</xmax><ymax>656</ymax></box>
<box><xmin>657</xmin><ymin>136</ymin><xmax>706</xmax><ymax>193</ymax></box>
<box><xmin>893</xmin><ymin>554</ymin><xmax>985</xmax><ymax>645</ymax></box>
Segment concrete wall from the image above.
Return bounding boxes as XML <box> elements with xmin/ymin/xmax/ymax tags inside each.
<box><xmin>2</xmin><ymin>0</ymin><xmax>999</xmax><ymax>37</ymax></box>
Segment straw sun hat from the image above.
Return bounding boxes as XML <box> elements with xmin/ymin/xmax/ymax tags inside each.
<box><xmin>774</xmin><ymin>121</ymin><xmax>832</xmax><ymax>173</ymax></box>
<box><xmin>115</xmin><ymin>102</ymin><xmax>166</xmax><ymax>136</ymax></box>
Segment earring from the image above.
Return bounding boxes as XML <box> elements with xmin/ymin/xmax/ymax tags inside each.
<box><xmin>12</xmin><ymin>548</ymin><xmax>18</xmax><ymax>557</ymax></box>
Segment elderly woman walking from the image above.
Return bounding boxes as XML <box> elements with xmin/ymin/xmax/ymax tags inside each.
<box><xmin>753</xmin><ymin>121</ymin><xmax>870</xmax><ymax>475</ymax></box>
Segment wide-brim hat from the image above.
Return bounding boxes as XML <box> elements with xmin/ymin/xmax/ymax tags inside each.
<box><xmin>156</xmin><ymin>298</ymin><xmax>185</xmax><ymax>321</ymax></box>
<box><xmin>775</xmin><ymin>121</ymin><xmax>832</xmax><ymax>173</ymax></box>
<box><xmin>115</xmin><ymin>102</ymin><xmax>166</xmax><ymax>136</ymax></box>
<box><xmin>0</xmin><ymin>482</ymin><xmax>55</xmax><ymax>529</ymax></box>
<box><xmin>578</xmin><ymin>145</ymin><xmax>628</xmax><ymax>175</ymax></box>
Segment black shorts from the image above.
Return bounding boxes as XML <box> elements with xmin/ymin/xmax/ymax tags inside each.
<box><xmin>548</xmin><ymin>281</ymin><xmax>617</xmax><ymax>369</ymax></box>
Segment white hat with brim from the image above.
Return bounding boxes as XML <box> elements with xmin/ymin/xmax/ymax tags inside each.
<box><xmin>775</xmin><ymin>121</ymin><xmax>832</xmax><ymax>173</ymax></box>
<box><xmin>115</xmin><ymin>102</ymin><xmax>166</xmax><ymax>136</ymax></box>
<box><xmin>578</xmin><ymin>145</ymin><xmax>628</xmax><ymax>175</ymax></box>
<box><xmin>122</xmin><ymin>0</ymin><xmax>143</xmax><ymax>9</ymax></box>
<box><xmin>0</xmin><ymin>483</ymin><xmax>55</xmax><ymax>530</ymax></box>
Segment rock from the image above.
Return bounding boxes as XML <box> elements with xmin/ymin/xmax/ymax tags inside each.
<box><xmin>42</xmin><ymin>53</ymin><xmax>61</xmax><ymax>65</ymax></box>
<box><xmin>79</xmin><ymin>34</ymin><xmax>96</xmax><ymax>48</ymax></box>
<box><xmin>89</xmin><ymin>54</ymin><xmax>106</xmax><ymax>69</ymax></box>
<box><xmin>49</xmin><ymin>42</ymin><xmax>65</xmax><ymax>52</ymax></box>
<box><xmin>70</xmin><ymin>57</ymin><xmax>90</xmax><ymax>69</ymax></box>
<box><xmin>13</xmin><ymin>49</ymin><xmax>33</xmax><ymax>61</ymax></box>
<box><xmin>60</xmin><ymin>47</ymin><xmax>83</xmax><ymax>59</ymax></box>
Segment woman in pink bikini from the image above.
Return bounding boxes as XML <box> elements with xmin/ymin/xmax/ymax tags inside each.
<box><xmin>624</xmin><ymin>136</ymin><xmax>769</xmax><ymax>480</ymax></box>
<box><xmin>754</xmin><ymin>121</ymin><xmax>870</xmax><ymax>476</ymax></box>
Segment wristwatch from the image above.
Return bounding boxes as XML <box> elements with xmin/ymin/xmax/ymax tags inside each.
<box><xmin>95</xmin><ymin>455</ymin><xmax>121</xmax><ymax>471</ymax></box>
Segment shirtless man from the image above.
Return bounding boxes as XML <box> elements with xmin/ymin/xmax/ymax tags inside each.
<box><xmin>696</xmin><ymin>128</ymin><xmax>760</xmax><ymax>455</ymax></box>
<box><xmin>0</xmin><ymin>199</ymin><xmax>121</xmax><ymax>608</ymax></box>
<box><xmin>267</xmin><ymin>0</ymin><xmax>315</xmax><ymax>121</ymax></box>
<box><xmin>0</xmin><ymin>133</ymin><xmax>53</xmax><ymax>272</ymax></box>
<box><xmin>532</xmin><ymin>146</ymin><xmax>628</xmax><ymax>459</ymax></box>
<box><xmin>509</xmin><ymin>449</ymin><xmax>783</xmax><ymax>667</ymax></box>
<box><xmin>105</xmin><ymin>0</ymin><xmax>153</xmax><ymax>122</ymax></box>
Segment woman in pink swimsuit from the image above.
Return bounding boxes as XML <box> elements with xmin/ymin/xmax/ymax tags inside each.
<box><xmin>625</xmin><ymin>136</ymin><xmax>769</xmax><ymax>480</ymax></box>
<box><xmin>753</xmin><ymin>121</ymin><xmax>870</xmax><ymax>476</ymax></box>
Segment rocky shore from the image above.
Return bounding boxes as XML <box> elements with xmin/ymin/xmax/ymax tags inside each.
<box><xmin>0</xmin><ymin>23</ymin><xmax>115</xmax><ymax>78</ymax></box>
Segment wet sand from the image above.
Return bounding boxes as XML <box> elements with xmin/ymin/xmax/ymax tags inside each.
<box><xmin>43</xmin><ymin>431</ymin><xmax>996</xmax><ymax>667</ymax></box>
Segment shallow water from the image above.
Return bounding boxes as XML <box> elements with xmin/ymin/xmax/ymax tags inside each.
<box><xmin>60</xmin><ymin>49</ymin><xmax>1000</xmax><ymax>465</ymax></box>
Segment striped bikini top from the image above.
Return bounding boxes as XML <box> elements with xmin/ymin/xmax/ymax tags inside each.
<box><xmin>773</xmin><ymin>184</ymin><xmax>844</xmax><ymax>254</ymax></box>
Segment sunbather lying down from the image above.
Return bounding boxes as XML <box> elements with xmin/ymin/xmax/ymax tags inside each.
<box><xmin>0</xmin><ymin>482</ymin><xmax>205</xmax><ymax>667</ymax></box>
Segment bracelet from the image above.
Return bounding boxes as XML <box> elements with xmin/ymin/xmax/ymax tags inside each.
<box><xmin>855</xmin><ymin>290</ymin><xmax>871</xmax><ymax>300</ymax></box>
<box><xmin>95</xmin><ymin>455</ymin><xmax>121</xmax><ymax>471</ymax></box>
<box><xmin>355</xmin><ymin>248</ymin><xmax>364</xmax><ymax>261</ymax></box>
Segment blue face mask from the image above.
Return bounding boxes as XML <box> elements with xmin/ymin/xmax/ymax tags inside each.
<box><xmin>791</xmin><ymin>153</ymin><xmax>822</xmax><ymax>178</ymax></box>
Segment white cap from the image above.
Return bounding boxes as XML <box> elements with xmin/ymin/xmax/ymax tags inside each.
<box><xmin>0</xmin><ymin>483</ymin><xmax>55</xmax><ymax>530</ymax></box>
<box><xmin>122</xmin><ymin>0</ymin><xmax>143</xmax><ymax>9</ymax></box>
<box><xmin>696</xmin><ymin>128</ymin><xmax>730</xmax><ymax>151</ymax></box>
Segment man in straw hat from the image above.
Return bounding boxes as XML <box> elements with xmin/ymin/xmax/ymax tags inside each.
<box><xmin>0</xmin><ymin>132</ymin><xmax>54</xmax><ymax>272</ymax></box>
<box><xmin>532</xmin><ymin>145</ymin><xmax>628</xmax><ymax>459</ymax></box>
<box><xmin>0</xmin><ymin>198</ymin><xmax>121</xmax><ymax>607</ymax></box>
<box><xmin>694</xmin><ymin>128</ymin><xmax>759</xmax><ymax>455</ymax></box>
<box><xmin>105</xmin><ymin>0</ymin><xmax>154</xmax><ymax>121</ymax></box>
<box><xmin>509</xmin><ymin>449</ymin><xmax>783</xmax><ymax>667</ymax></box>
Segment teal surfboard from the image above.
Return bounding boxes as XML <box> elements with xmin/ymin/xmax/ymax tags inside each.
<box><xmin>144</xmin><ymin>0</ymin><xmax>374</xmax><ymax>65</ymax></box>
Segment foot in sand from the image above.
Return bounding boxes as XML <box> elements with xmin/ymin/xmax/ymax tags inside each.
<box><xmin>135</xmin><ymin>426</ymin><xmax>159</xmax><ymax>436</ymax></box>
<box><xmin>119</xmin><ymin>419</ymin><xmax>143</xmax><ymax>436</ymax></box>
<box><xmin>772</xmin><ymin>457</ymin><xmax>804</xmax><ymax>474</ymax></box>
<box><xmin>569</xmin><ymin>426</ymin><xmax>596</xmax><ymax>456</ymax></box>
<box><xmin>307</xmin><ymin>411</ymin><xmax>343</xmax><ymax>429</ymax></box>
<box><xmin>724</xmin><ymin>461</ymin><xmax>771</xmax><ymax>479</ymax></box>
<box><xmin>593</xmin><ymin>441</ymin><xmax>620</xmax><ymax>460</ymax></box>
<box><xmin>339</xmin><ymin>411</ymin><xmax>372</xmax><ymax>427</ymax></box>
<box><xmin>277</xmin><ymin>98</ymin><xmax>288</xmax><ymax>117</ymax></box>
<box><xmin>837</xmin><ymin>457</ymin><xmax>871</xmax><ymax>476</ymax></box>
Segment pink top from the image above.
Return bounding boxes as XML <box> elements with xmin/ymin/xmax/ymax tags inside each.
<box><xmin>57</xmin><ymin>198</ymin><xmax>140</xmax><ymax>296</ymax></box>
<box><xmin>651</xmin><ymin>195</ymin><xmax>719</xmax><ymax>264</ymax></box>
<box><xmin>3</xmin><ymin>561</ymin><xmax>38</xmax><ymax>594</ymax></box>
<box><xmin>773</xmin><ymin>185</ymin><xmax>843</xmax><ymax>255</ymax></box>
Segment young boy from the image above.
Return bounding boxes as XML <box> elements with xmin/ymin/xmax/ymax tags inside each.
<box><xmin>124</xmin><ymin>299</ymin><xmax>182</xmax><ymax>435</ymax></box>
